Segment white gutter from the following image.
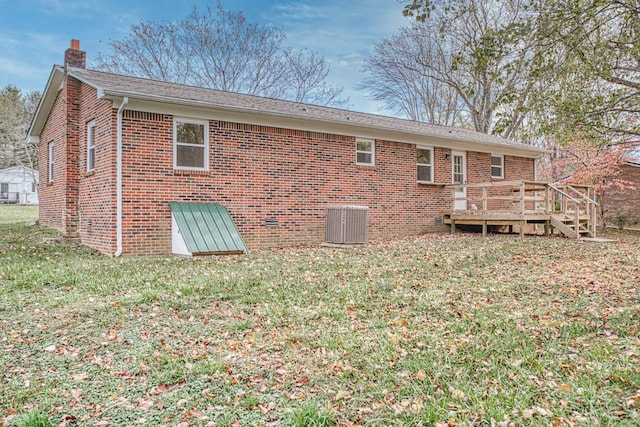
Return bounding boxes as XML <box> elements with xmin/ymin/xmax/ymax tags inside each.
<box><xmin>114</xmin><ymin>97</ymin><xmax>129</xmax><ymax>257</ymax></box>
<box><xmin>99</xmin><ymin>90</ymin><xmax>547</xmax><ymax>158</ymax></box>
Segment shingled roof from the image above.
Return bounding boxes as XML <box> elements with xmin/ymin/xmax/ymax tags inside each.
<box><xmin>30</xmin><ymin>65</ymin><xmax>545</xmax><ymax>157</ymax></box>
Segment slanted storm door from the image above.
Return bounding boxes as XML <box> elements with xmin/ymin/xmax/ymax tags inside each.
<box><xmin>452</xmin><ymin>151</ymin><xmax>467</xmax><ymax>210</ymax></box>
<box><xmin>170</xmin><ymin>202</ymin><xmax>247</xmax><ymax>256</ymax></box>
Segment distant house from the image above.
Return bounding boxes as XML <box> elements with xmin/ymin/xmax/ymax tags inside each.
<box><xmin>0</xmin><ymin>165</ymin><xmax>39</xmax><ymax>204</ymax></box>
<box><xmin>604</xmin><ymin>160</ymin><xmax>640</xmax><ymax>227</ymax></box>
<box><xmin>27</xmin><ymin>40</ymin><xmax>544</xmax><ymax>256</ymax></box>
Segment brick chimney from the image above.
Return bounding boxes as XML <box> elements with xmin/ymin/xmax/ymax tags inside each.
<box><xmin>64</xmin><ymin>39</ymin><xmax>86</xmax><ymax>69</ymax></box>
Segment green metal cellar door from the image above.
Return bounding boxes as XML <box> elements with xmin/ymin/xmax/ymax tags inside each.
<box><xmin>170</xmin><ymin>202</ymin><xmax>247</xmax><ymax>255</ymax></box>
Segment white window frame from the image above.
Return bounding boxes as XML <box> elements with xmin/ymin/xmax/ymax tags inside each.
<box><xmin>48</xmin><ymin>142</ymin><xmax>54</xmax><ymax>182</ymax></box>
<box><xmin>491</xmin><ymin>154</ymin><xmax>504</xmax><ymax>179</ymax></box>
<box><xmin>417</xmin><ymin>146</ymin><xmax>434</xmax><ymax>183</ymax></box>
<box><xmin>356</xmin><ymin>138</ymin><xmax>375</xmax><ymax>166</ymax></box>
<box><xmin>87</xmin><ymin>120</ymin><xmax>96</xmax><ymax>172</ymax></box>
<box><xmin>173</xmin><ymin>117</ymin><xmax>209</xmax><ymax>171</ymax></box>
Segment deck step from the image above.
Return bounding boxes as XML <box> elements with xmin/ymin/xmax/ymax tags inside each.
<box><xmin>550</xmin><ymin>215</ymin><xmax>581</xmax><ymax>239</ymax></box>
<box><xmin>550</xmin><ymin>215</ymin><xmax>594</xmax><ymax>238</ymax></box>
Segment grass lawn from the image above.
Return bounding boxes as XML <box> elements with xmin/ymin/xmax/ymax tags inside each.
<box><xmin>1</xmin><ymin>219</ymin><xmax>639</xmax><ymax>426</ymax></box>
<box><xmin>0</xmin><ymin>205</ymin><xmax>38</xmax><ymax>225</ymax></box>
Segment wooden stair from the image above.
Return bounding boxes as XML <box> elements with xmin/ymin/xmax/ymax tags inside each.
<box><xmin>550</xmin><ymin>214</ymin><xmax>593</xmax><ymax>239</ymax></box>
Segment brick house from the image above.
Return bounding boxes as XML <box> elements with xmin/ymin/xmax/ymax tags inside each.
<box><xmin>604</xmin><ymin>160</ymin><xmax>640</xmax><ymax>227</ymax></box>
<box><xmin>28</xmin><ymin>40</ymin><xmax>544</xmax><ymax>256</ymax></box>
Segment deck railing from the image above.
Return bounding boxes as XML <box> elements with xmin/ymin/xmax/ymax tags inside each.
<box><xmin>445</xmin><ymin>180</ymin><xmax>597</xmax><ymax>237</ymax></box>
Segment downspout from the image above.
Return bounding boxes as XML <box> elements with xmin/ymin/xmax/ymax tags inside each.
<box><xmin>114</xmin><ymin>97</ymin><xmax>128</xmax><ymax>257</ymax></box>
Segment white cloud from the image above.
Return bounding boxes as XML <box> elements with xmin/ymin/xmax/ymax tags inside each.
<box><xmin>256</xmin><ymin>0</ymin><xmax>408</xmax><ymax>113</ymax></box>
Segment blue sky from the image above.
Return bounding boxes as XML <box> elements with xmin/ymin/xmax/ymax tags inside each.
<box><xmin>0</xmin><ymin>0</ymin><xmax>410</xmax><ymax>113</ymax></box>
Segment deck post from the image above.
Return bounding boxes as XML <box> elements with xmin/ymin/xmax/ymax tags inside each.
<box><xmin>519</xmin><ymin>182</ymin><xmax>525</xmax><ymax>214</ymax></box>
<box><xmin>590</xmin><ymin>189</ymin><xmax>597</xmax><ymax>238</ymax></box>
<box><xmin>591</xmin><ymin>203</ymin><xmax>597</xmax><ymax>238</ymax></box>
<box><xmin>482</xmin><ymin>220</ymin><xmax>487</xmax><ymax>236</ymax></box>
<box><xmin>482</xmin><ymin>187</ymin><xmax>487</xmax><ymax>211</ymax></box>
<box><xmin>545</xmin><ymin>185</ymin><xmax>550</xmax><ymax>213</ymax></box>
<box><xmin>544</xmin><ymin>220</ymin><xmax>550</xmax><ymax>236</ymax></box>
<box><xmin>519</xmin><ymin>220</ymin><xmax>525</xmax><ymax>237</ymax></box>
<box><xmin>451</xmin><ymin>220</ymin><xmax>456</xmax><ymax>234</ymax></box>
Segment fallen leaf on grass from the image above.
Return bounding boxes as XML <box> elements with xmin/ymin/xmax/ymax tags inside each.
<box><xmin>449</xmin><ymin>387</ymin><xmax>465</xmax><ymax>399</ymax></box>
<box><xmin>523</xmin><ymin>407</ymin><xmax>553</xmax><ymax>418</ymax></box>
<box><xmin>334</xmin><ymin>389</ymin><xmax>352</xmax><ymax>401</ymax></box>
<box><xmin>627</xmin><ymin>390</ymin><xmax>640</xmax><ymax>407</ymax></box>
<box><xmin>135</xmin><ymin>398</ymin><xmax>154</xmax><ymax>411</ymax></box>
<box><xmin>58</xmin><ymin>414</ymin><xmax>77</xmax><ymax>426</ymax></box>
<box><xmin>259</xmin><ymin>401</ymin><xmax>276</xmax><ymax>414</ymax></box>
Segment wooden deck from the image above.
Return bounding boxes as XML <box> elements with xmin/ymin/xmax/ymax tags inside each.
<box><xmin>442</xmin><ymin>181</ymin><xmax>597</xmax><ymax>239</ymax></box>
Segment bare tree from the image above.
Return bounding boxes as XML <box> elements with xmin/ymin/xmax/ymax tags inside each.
<box><xmin>364</xmin><ymin>0</ymin><xmax>550</xmax><ymax>140</ymax></box>
<box><xmin>95</xmin><ymin>3</ymin><xmax>346</xmax><ymax>107</ymax></box>
<box><xmin>0</xmin><ymin>85</ymin><xmax>40</xmax><ymax>172</ymax></box>
<box><xmin>361</xmin><ymin>25</ymin><xmax>469</xmax><ymax>126</ymax></box>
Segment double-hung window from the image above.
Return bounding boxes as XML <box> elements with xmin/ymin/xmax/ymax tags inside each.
<box><xmin>491</xmin><ymin>155</ymin><xmax>504</xmax><ymax>178</ymax></box>
<box><xmin>417</xmin><ymin>147</ymin><xmax>434</xmax><ymax>183</ymax></box>
<box><xmin>356</xmin><ymin>138</ymin><xmax>374</xmax><ymax>165</ymax></box>
<box><xmin>174</xmin><ymin>118</ymin><xmax>209</xmax><ymax>170</ymax></box>
<box><xmin>87</xmin><ymin>120</ymin><xmax>96</xmax><ymax>172</ymax></box>
<box><xmin>48</xmin><ymin>142</ymin><xmax>54</xmax><ymax>182</ymax></box>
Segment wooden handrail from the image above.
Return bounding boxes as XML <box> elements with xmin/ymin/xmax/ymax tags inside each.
<box><xmin>565</xmin><ymin>185</ymin><xmax>599</xmax><ymax>206</ymax></box>
<box><xmin>547</xmin><ymin>183</ymin><xmax>583</xmax><ymax>205</ymax></box>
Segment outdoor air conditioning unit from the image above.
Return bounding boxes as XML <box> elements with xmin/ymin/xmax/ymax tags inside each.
<box><xmin>325</xmin><ymin>205</ymin><xmax>368</xmax><ymax>244</ymax></box>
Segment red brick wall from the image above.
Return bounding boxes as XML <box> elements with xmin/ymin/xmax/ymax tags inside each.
<box><xmin>603</xmin><ymin>163</ymin><xmax>640</xmax><ymax>225</ymax></box>
<box><xmin>39</xmin><ymin>76</ymin><xmax>536</xmax><ymax>255</ymax></box>
<box><xmin>76</xmin><ymin>85</ymin><xmax>118</xmax><ymax>254</ymax></box>
<box><xmin>447</xmin><ymin>152</ymin><xmax>535</xmax><ymax>211</ymax></box>
<box><xmin>62</xmin><ymin>74</ymin><xmax>82</xmax><ymax>237</ymax></box>
<box><xmin>38</xmin><ymin>90</ymin><xmax>66</xmax><ymax>233</ymax></box>
<box><xmin>115</xmin><ymin>116</ymin><xmax>535</xmax><ymax>255</ymax></box>
<box><xmin>38</xmin><ymin>75</ymin><xmax>83</xmax><ymax>237</ymax></box>
<box><xmin>38</xmin><ymin>77</ymin><xmax>116</xmax><ymax>252</ymax></box>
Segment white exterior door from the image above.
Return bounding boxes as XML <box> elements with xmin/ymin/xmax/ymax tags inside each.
<box><xmin>452</xmin><ymin>151</ymin><xmax>467</xmax><ymax>210</ymax></box>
